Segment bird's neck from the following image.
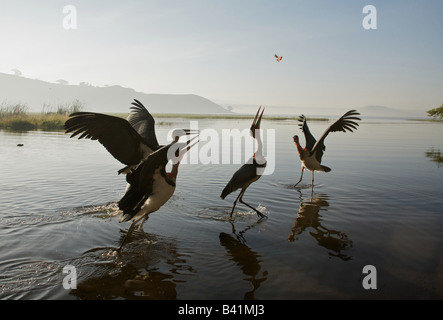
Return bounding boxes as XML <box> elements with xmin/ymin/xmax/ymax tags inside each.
<box><xmin>167</xmin><ymin>163</ymin><xmax>179</xmax><ymax>180</ymax></box>
<box><xmin>253</xmin><ymin>134</ymin><xmax>265</xmax><ymax>162</ymax></box>
<box><xmin>294</xmin><ymin>140</ymin><xmax>306</xmax><ymax>158</ymax></box>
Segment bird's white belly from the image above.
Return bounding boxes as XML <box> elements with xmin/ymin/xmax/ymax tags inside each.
<box><xmin>135</xmin><ymin>169</ymin><xmax>176</xmax><ymax>218</ymax></box>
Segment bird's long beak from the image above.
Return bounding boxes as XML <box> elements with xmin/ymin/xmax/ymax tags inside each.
<box><xmin>183</xmin><ymin>129</ymin><xmax>199</xmax><ymax>135</ymax></box>
<box><xmin>250</xmin><ymin>106</ymin><xmax>265</xmax><ymax>137</ymax></box>
<box><xmin>184</xmin><ymin>134</ymin><xmax>199</xmax><ymax>151</ymax></box>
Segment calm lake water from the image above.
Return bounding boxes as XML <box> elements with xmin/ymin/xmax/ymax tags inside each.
<box><xmin>1</xmin><ymin>118</ymin><xmax>442</xmax><ymax>300</ymax></box>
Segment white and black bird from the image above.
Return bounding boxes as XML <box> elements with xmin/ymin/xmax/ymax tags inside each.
<box><xmin>65</xmin><ymin>99</ymin><xmax>198</xmax><ymax>248</ymax></box>
<box><xmin>116</xmin><ymin>135</ymin><xmax>198</xmax><ymax>249</ymax></box>
<box><xmin>293</xmin><ymin>110</ymin><xmax>361</xmax><ymax>188</ymax></box>
<box><xmin>221</xmin><ymin>106</ymin><xmax>267</xmax><ymax>219</ymax></box>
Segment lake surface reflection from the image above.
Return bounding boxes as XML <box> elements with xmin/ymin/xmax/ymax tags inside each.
<box><xmin>1</xmin><ymin>118</ymin><xmax>442</xmax><ymax>299</ymax></box>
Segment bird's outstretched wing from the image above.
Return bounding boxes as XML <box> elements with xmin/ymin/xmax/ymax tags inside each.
<box><xmin>311</xmin><ymin>110</ymin><xmax>361</xmax><ymax>163</ymax></box>
<box><xmin>298</xmin><ymin>115</ymin><xmax>317</xmax><ymax>151</ymax></box>
<box><xmin>127</xmin><ymin>99</ymin><xmax>160</xmax><ymax>151</ymax></box>
<box><xmin>65</xmin><ymin>112</ymin><xmax>152</xmax><ymax>166</ymax></box>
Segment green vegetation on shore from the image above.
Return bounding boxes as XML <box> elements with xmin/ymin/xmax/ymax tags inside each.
<box><xmin>0</xmin><ymin>101</ymin><xmax>83</xmax><ymax>131</ymax></box>
<box><xmin>0</xmin><ymin>112</ymin><xmax>69</xmax><ymax>131</ymax></box>
<box><xmin>427</xmin><ymin>103</ymin><xmax>443</xmax><ymax>120</ymax></box>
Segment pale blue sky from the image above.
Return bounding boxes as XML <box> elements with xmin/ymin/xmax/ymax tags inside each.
<box><xmin>1</xmin><ymin>0</ymin><xmax>442</xmax><ymax>113</ymax></box>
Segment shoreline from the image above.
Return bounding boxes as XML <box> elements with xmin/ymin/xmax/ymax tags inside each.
<box><xmin>1</xmin><ymin>112</ymin><xmax>441</xmax><ymax>132</ymax></box>
<box><xmin>0</xmin><ymin>112</ymin><xmax>329</xmax><ymax>131</ymax></box>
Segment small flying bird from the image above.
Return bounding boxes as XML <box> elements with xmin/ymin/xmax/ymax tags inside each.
<box><xmin>274</xmin><ymin>54</ymin><xmax>282</xmax><ymax>62</ymax></box>
<box><xmin>221</xmin><ymin>106</ymin><xmax>267</xmax><ymax>219</ymax></box>
<box><xmin>293</xmin><ymin>110</ymin><xmax>361</xmax><ymax>188</ymax></box>
<box><xmin>64</xmin><ymin>99</ymin><xmax>199</xmax><ymax>248</ymax></box>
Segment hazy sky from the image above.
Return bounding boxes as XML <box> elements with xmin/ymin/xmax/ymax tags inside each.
<box><xmin>1</xmin><ymin>0</ymin><xmax>442</xmax><ymax>113</ymax></box>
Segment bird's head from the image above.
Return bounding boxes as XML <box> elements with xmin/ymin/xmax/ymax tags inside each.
<box><xmin>167</xmin><ymin>134</ymin><xmax>199</xmax><ymax>178</ymax></box>
<box><xmin>293</xmin><ymin>135</ymin><xmax>299</xmax><ymax>143</ymax></box>
<box><xmin>171</xmin><ymin>129</ymin><xmax>199</xmax><ymax>142</ymax></box>
<box><xmin>250</xmin><ymin>106</ymin><xmax>265</xmax><ymax>138</ymax></box>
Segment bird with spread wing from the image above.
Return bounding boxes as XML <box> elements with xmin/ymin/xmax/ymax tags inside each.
<box><xmin>293</xmin><ymin>110</ymin><xmax>361</xmax><ymax>188</ymax></box>
<box><xmin>65</xmin><ymin>99</ymin><xmax>199</xmax><ymax>249</ymax></box>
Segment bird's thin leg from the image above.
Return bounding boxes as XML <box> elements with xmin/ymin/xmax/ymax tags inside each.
<box><xmin>137</xmin><ymin>215</ymin><xmax>149</xmax><ymax>231</ymax></box>
<box><xmin>239</xmin><ymin>190</ymin><xmax>266</xmax><ymax>219</ymax></box>
<box><xmin>294</xmin><ymin>167</ymin><xmax>304</xmax><ymax>187</ymax></box>
<box><xmin>117</xmin><ymin>215</ymin><xmax>145</xmax><ymax>251</ymax></box>
<box><xmin>230</xmin><ymin>189</ymin><xmax>244</xmax><ymax>218</ymax></box>
<box><xmin>311</xmin><ymin>171</ymin><xmax>315</xmax><ymax>191</ymax></box>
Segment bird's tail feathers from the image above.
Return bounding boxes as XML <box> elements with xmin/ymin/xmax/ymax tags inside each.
<box><xmin>118</xmin><ymin>185</ymin><xmax>146</xmax><ymax>222</ymax></box>
<box><xmin>220</xmin><ymin>180</ymin><xmax>235</xmax><ymax>199</ymax></box>
<box><xmin>119</xmin><ymin>213</ymin><xmax>133</xmax><ymax>223</ymax></box>
<box><xmin>321</xmin><ymin>165</ymin><xmax>331</xmax><ymax>172</ymax></box>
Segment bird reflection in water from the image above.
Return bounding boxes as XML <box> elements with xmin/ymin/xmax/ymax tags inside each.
<box><xmin>289</xmin><ymin>192</ymin><xmax>353</xmax><ymax>261</ymax></box>
<box><xmin>219</xmin><ymin>221</ymin><xmax>268</xmax><ymax>300</ymax></box>
<box><xmin>69</xmin><ymin>233</ymin><xmax>194</xmax><ymax>299</ymax></box>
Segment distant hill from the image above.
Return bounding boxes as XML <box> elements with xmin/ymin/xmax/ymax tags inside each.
<box><xmin>0</xmin><ymin>72</ymin><xmax>230</xmax><ymax>114</ymax></box>
<box><xmin>358</xmin><ymin>105</ymin><xmax>423</xmax><ymax>119</ymax></box>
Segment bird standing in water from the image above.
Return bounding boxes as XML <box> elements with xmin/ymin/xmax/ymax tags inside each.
<box><xmin>117</xmin><ymin>135</ymin><xmax>198</xmax><ymax>249</ymax></box>
<box><xmin>221</xmin><ymin>106</ymin><xmax>267</xmax><ymax>219</ymax></box>
<box><xmin>293</xmin><ymin>110</ymin><xmax>361</xmax><ymax>188</ymax></box>
<box><xmin>65</xmin><ymin>99</ymin><xmax>198</xmax><ymax>249</ymax></box>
